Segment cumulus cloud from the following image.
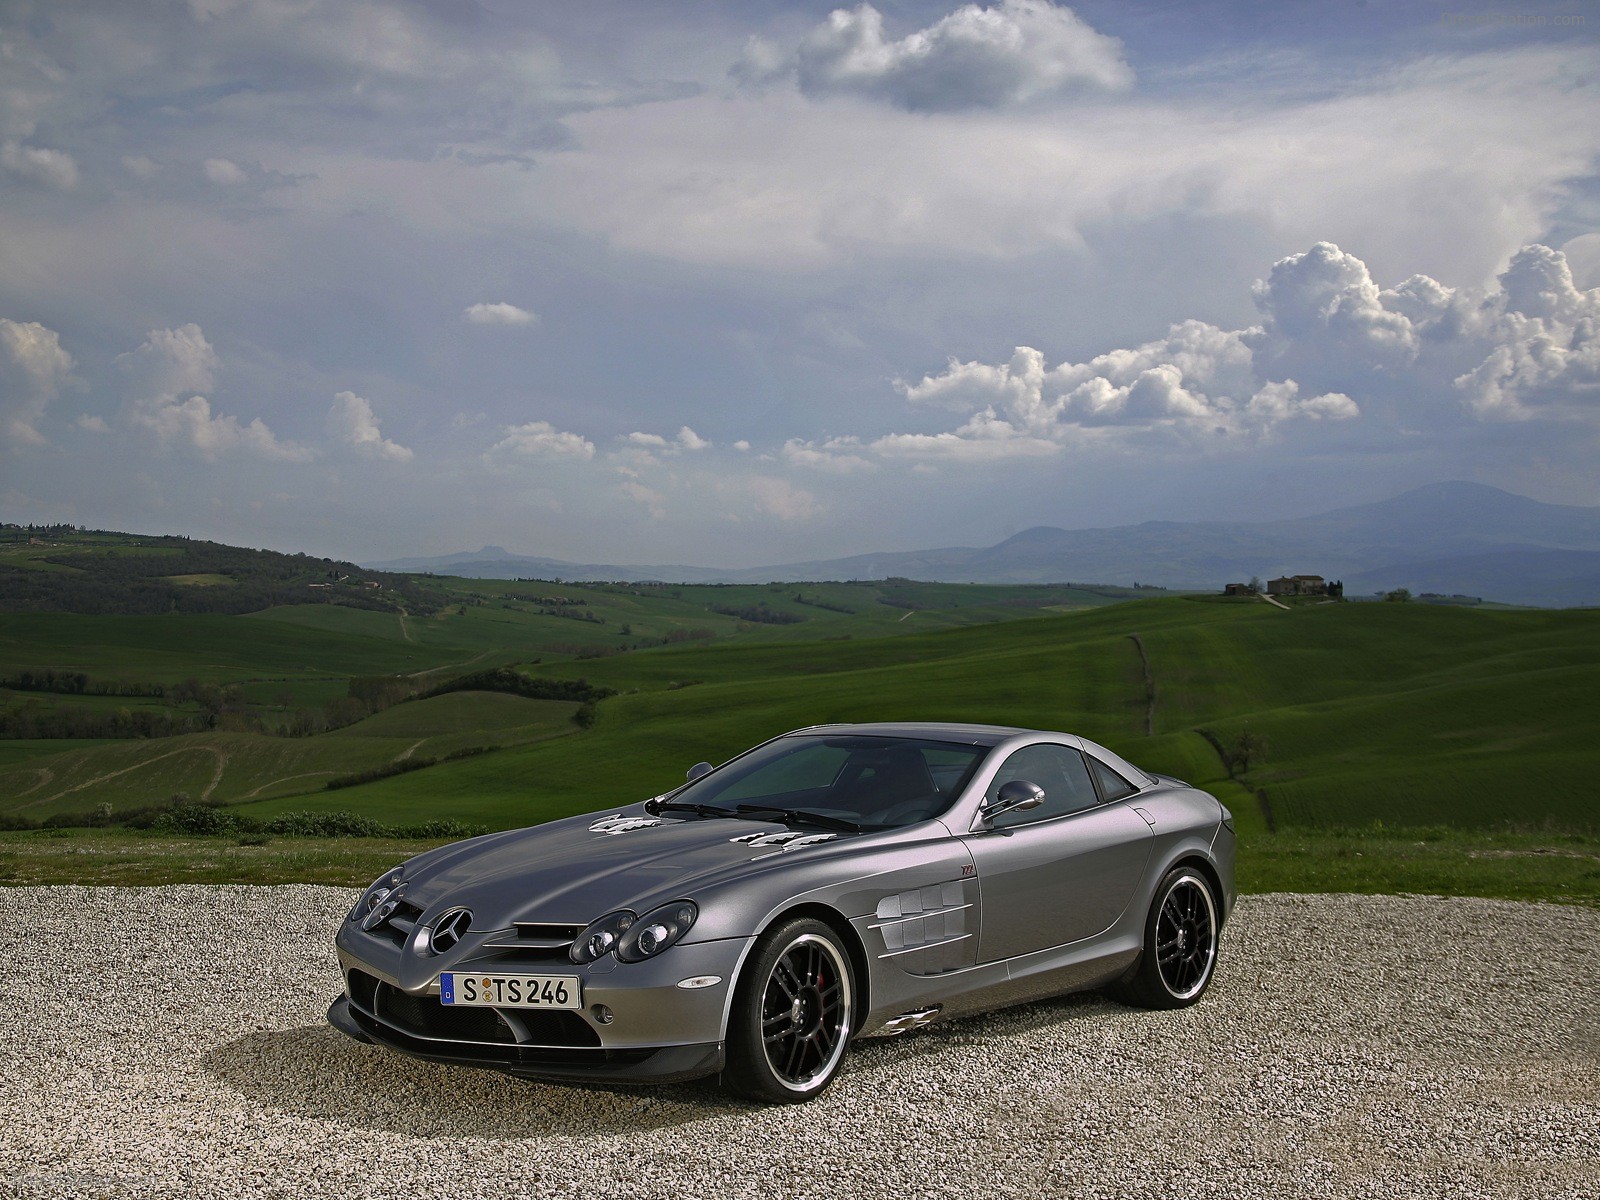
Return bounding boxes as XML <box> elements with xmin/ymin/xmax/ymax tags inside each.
<box><xmin>463</xmin><ymin>302</ymin><xmax>539</xmax><ymax>326</ymax></box>
<box><xmin>766</xmin><ymin>1</ymin><xmax>1132</xmax><ymax>111</ymax></box>
<box><xmin>622</xmin><ymin>426</ymin><xmax>710</xmax><ymax>456</ymax></box>
<box><xmin>75</xmin><ymin>414</ymin><xmax>110</xmax><ymax>433</ymax></box>
<box><xmin>118</xmin><ymin>324</ymin><xmax>310</xmax><ymax>460</ymax></box>
<box><xmin>723</xmin><ymin>476</ymin><xmax>821</xmax><ymax>522</ymax></box>
<box><xmin>202</xmin><ymin>157</ymin><xmax>247</xmax><ymax>185</ymax></box>
<box><xmin>1455</xmin><ymin>246</ymin><xmax>1600</xmax><ymax>419</ymax></box>
<box><xmin>780</xmin><ymin>437</ymin><xmax>875</xmax><ymax>472</ymax></box>
<box><xmin>487</xmin><ymin>420</ymin><xmax>595</xmax><ymax>460</ymax></box>
<box><xmin>327</xmin><ymin>391</ymin><xmax>413</xmax><ymax>462</ymax></box>
<box><xmin>866</xmin><ymin>240</ymin><xmax>1600</xmax><ymax>462</ymax></box>
<box><xmin>1</xmin><ymin>141</ymin><xmax>79</xmax><ymax>189</ymax></box>
<box><xmin>0</xmin><ymin>318</ymin><xmax>76</xmax><ymax>446</ymax></box>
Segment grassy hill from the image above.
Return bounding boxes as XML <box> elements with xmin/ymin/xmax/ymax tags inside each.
<box><xmin>0</xmin><ymin>539</ymin><xmax>1154</xmax><ymax>817</ymax></box>
<box><xmin>206</xmin><ymin>597</ymin><xmax>1598</xmax><ymax>839</ymax></box>
<box><xmin>2</xmin><ymin>532</ymin><xmax>1595</xmax><ymax>852</ymax></box>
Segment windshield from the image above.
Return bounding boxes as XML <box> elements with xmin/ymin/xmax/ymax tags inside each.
<box><xmin>667</xmin><ymin>735</ymin><xmax>991</xmax><ymax>829</ymax></box>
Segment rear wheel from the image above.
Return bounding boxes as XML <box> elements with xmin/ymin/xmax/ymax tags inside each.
<box><xmin>724</xmin><ymin>918</ymin><xmax>855</xmax><ymax>1103</ymax></box>
<box><xmin>1111</xmin><ymin>865</ymin><xmax>1220</xmax><ymax>1009</ymax></box>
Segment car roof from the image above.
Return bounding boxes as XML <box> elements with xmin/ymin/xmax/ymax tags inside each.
<box><xmin>783</xmin><ymin>721</ymin><xmax>1042</xmax><ymax>747</ymax></box>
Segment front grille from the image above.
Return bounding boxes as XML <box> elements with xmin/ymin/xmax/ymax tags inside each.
<box><xmin>347</xmin><ymin>969</ymin><xmax>600</xmax><ymax>1049</ymax></box>
<box><xmin>346</xmin><ymin>1002</ymin><xmax>652</xmax><ymax>1070</ymax></box>
<box><xmin>515</xmin><ymin>923</ymin><xmax>584</xmax><ymax>942</ymax></box>
<box><xmin>503</xmin><ymin>1009</ymin><xmax>601</xmax><ymax>1048</ymax></box>
<box><xmin>376</xmin><ymin>982</ymin><xmax>515</xmax><ymax>1044</ymax></box>
<box><xmin>347</xmin><ymin>968</ymin><xmax>378</xmax><ymax>1013</ymax></box>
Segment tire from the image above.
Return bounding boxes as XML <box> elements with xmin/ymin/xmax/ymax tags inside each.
<box><xmin>724</xmin><ymin>918</ymin><xmax>856</xmax><ymax>1103</ymax></box>
<box><xmin>1111</xmin><ymin>865</ymin><xmax>1220</xmax><ymax>1010</ymax></box>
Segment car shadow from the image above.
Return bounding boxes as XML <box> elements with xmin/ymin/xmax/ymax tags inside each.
<box><xmin>204</xmin><ymin>993</ymin><xmax>1127</xmax><ymax>1135</ymax></box>
<box><xmin>202</xmin><ymin>1025</ymin><xmax>738</xmax><ymax>1136</ymax></box>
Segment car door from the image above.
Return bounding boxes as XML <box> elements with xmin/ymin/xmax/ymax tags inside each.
<box><xmin>963</xmin><ymin>742</ymin><xmax>1153</xmax><ymax>963</ymax></box>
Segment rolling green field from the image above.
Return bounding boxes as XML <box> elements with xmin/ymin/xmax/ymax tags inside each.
<box><xmin>6</xmin><ymin>595</ymin><xmax>1597</xmax><ymax>839</ymax></box>
<box><xmin>209</xmin><ymin>597</ymin><xmax>1600</xmax><ymax>840</ymax></box>
<box><xmin>3</xmin><ymin>546</ymin><xmax>1597</xmax><ymax>902</ymax></box>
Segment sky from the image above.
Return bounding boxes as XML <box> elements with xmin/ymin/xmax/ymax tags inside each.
<box><xmin>1</xmin><ymin>0</ymin><xmax>1598</xmax><ymax>567</ymax></box>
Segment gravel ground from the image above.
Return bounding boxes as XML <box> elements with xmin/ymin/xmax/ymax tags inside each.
<box><xmin>1</xmin><ymin>888</ymin><xmax>1596</xmax><ymax>1200</ymax></box>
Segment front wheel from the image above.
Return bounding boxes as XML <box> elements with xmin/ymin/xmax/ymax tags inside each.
<box><xmin>1111</xmin><ymin>865</ymin><xmax>1220</xmax><ymax>1010</ymax></box>
<box><xmin>724</xmin><ymin>918</ymin><xmax>855</xmax><ymax>1103</ymax></box>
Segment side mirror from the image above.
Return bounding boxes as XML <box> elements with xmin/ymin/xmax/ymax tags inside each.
<box><xmin>686</xmin><ymin>761</ymin><xmax>713</xmax><ymax>782</ymax></box>
<box><xmin>980</xmin><ymin>780</ymin><xmax>1045</xmax><ymax>825</ymax></box>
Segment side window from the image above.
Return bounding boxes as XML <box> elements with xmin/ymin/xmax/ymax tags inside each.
<box><xmin>1088</xmin><ymin>756</ymin><xmax>1139</xmax><ymax>802</ymax></box>
<box><xmin>986</xmin><ymin>744</ymin><xmax>1099</xmax><ymax>826</ymax></box>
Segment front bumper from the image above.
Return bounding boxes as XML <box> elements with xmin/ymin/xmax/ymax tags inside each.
<box><xmin>328</xmin><ymin>994</ymin><xmax>724</xmax><ymax>1084</ymax></box>
<box><xmin>330</xmin><ymin>923</ymin><xmax>750</xmax><ymax>1085</ymax></box>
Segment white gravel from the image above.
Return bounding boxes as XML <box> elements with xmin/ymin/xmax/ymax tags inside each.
<box><xmin>1</xmin><ymin>888</ymin><xmax>1596</xmax><ymax>1200</ymax></box>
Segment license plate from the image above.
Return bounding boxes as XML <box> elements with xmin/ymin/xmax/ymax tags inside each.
<box><xmin>440</xmin><ymin>972</ymin><xmax>582</xmax><ymax>1010</ymax></box>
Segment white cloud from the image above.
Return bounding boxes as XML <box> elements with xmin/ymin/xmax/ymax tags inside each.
<box><xmin>75</xmin><ymin>414</ymin><xmax>110</xmax><ymax>433</ymax></box>
<box><xmin>546</xmin><ymin>46</ymin><xmax>1597</xmax><ymax>276</ymax></box>
<box><xmin>1248</xmin><ymin>241</ymin><xmax>1418</xmax><ymax>379</ymax></box>
<box><xmin>786</xmin><ymin>1</ymin><xmax>1132</xmax><ymax>111</ymax></box>
<box><xmin>463</xmin><ymin>302</ymin><xmax>539</xmax><ymax>326</ymax></box>
<box><xmin>1</xmin><ymin>141</ymin><xmax>79</xmax><ymax>189</ymax></box>
<box><xmin>733</xmin><ymin>439</ymin><xmax>751</xmax><ymax>452</ymax></box>
<box><xmin>120</xmin><ymin>155</ymin><xmax>159</xmax><ymax>179</ymax></box>
<box><xmin>327</xmin><ymin>391</ymin><xmax>413</xmax><ymax>462</ymax></box>
<box><xmin>118</xmin><ymin>324</ymin><xmax>310</xmax><ymax>460</ymax></box>
<box><xmin>621</xmin><ymin>480</ymin><xmax>666</xmax><ymax>519</ymax></box>
<box><xmin>675</xmin><ymin>425</ymin><xmax>710</xmax><ymax>451</ymax></box>
<box><xmin>870</xmin><ymin>240</ymin><xmax>1600</xmax><ymax>462</ymax></box>
<box><xmin>1454</xmin><ymin>246</ymin><xmax>1600</xmax><ymax>419</ymax></box>
<box><xmin>780</xmin><ymin>437</ymin><xmax>875</xmax><ymax>472</ymax></box>
<box><xmin>723</xmin><ymin>476</ymin><xmax>821</xmax><ymax>522</ymax></box>
<box><xmin>487</xmin><ymin>420</ymin><xmax>595</xmax><ymax>460</ymax></box>
<box><xmin>0</xmin><ymin>318</ymin><xmax>76</xmax><ymax>447</ymax></box>
<box><xmin>203</xmin><ymin>157</ymin><xmax>247</xmax><ymax>185</ymax></box>
<box><xmin>623</xmin><ymin>425</ymin><xmax>709</xmax><ymax>456</ymax></box>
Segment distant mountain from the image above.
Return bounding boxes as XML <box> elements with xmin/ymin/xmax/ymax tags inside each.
<box><xmin>364</xmin><ymin>482</ymin><xmax>1600</xmax><ymax>606</ymax></box>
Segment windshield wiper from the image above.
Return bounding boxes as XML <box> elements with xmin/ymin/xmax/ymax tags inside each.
<box><xmin>655</xmin><ymin>802</ymin><xmax>738</xmax><ymax>819</ymax></box>
<box><xmin>733</xmin><ymin>804</ymin><xmax>861</xmax><ymax>833</ymax></box>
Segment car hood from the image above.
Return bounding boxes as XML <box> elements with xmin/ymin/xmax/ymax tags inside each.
<box><xmin>397</xmin><ymin>809</ymin><xmax>845</xmax><ymax>928</ymax></box>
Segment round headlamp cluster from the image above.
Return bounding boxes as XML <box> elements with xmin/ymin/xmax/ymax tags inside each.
<box><xmin>570</xmin><ymin>910</ymin><xmax>634</xmax><ymax>964</ymax></box>
<box><xmin>350</xmin><ymin>869</ymin><xmax>403</xmax><ymax>924</ymax></box>
<box><xmin>570</xmin><ymin>900</ymin><xmax>697</xmax><ymax>965</ymax></box>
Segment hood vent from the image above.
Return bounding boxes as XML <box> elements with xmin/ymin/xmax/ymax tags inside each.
<box><xmin>589</xmin><ymin>815</ymin><xmax>662</xmax><ymax>835</ymax></box>
<box><xmin>731</xmin><ymin>831</ymin><xmax>838</xmax><ymax>850</ymax></box>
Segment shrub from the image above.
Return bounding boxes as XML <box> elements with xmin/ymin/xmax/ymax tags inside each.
<box><xmin>153</xmin><ymin>803</ymin><xmax>239</xmax><ymax>835</ymax></box>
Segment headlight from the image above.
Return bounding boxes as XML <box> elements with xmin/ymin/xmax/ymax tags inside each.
<box><xmin>570</xmin><ymin>910</ymin><xmax>635</xmax><ymax>964</ymax></box>
<box><xmin>349</xmin><ymin>869</ymin><xmax>403</xmax><ymax>923</ymax></box>
<box><xmin>616</xmin><ymin>900</ymin><xmax>698</xmax><ymax>963</ymax></box>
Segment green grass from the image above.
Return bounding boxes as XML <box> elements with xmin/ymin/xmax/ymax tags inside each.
<box><xmin>0</xmin><ymin>828</ymin><xmax>451</xmax><ymax>886</ymax></box>
<box><xmin>3</xmin><ymin>826</ymin><xmax>1593</xmax><ymax>905</ymax></box>
<box><xmin>4</xmin><ymin>584</ymin><xmax>1599</xmax><ymax>905</ymax></box>
<box><xmin>0</xmin><ymin>691</ymin><xmax>579</xmax><ymax>816</ymax></box>
<box><xmin>226</xmin><ymin>599</ymin><xmax>1600</xmax><ymax>840</ymax></box>
<box><xmin>0</xmin><ymin>612</ymin><xmax>460</xmax><ymax>683</ymax></box>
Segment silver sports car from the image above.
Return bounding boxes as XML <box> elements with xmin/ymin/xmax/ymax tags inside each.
<box><xmin>329</xmin><ymin>722</ymin><xmax>1236</xmax><ymax>1102</ymax></box>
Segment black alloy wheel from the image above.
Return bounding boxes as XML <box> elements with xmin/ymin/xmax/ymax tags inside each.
<box><xmin>725</xmin><ymin>918</ymin><xmax>854</xmax><ymax>1103</ymax></box>
<box><xmin>1110</xmin><ymin>865</ymin><xmax>1221</xmax><ymax>1010</ymax></box>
